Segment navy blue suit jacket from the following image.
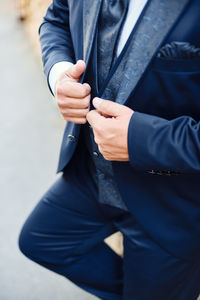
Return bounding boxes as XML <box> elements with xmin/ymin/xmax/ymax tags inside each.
<box><xmin>39</xmin><ymin>0</ymin><xmax>200</xmax><ymax>260</ymax></box>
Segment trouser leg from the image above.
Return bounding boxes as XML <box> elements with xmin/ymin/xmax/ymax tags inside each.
<box><xmin>116</xmin><ymin>214</ymin><xmax>200</xmax><ymax>300</ymax></box>
<box><xmin>19</xmin><ymin>173</ymin><xmax>123</xmax><ymax>300</ymax></box>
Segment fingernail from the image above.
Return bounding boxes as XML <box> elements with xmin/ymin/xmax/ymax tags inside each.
<box><xmin>77</xmin><ymin>60</ymin><xmax>85</xmax><ymax>66</ymax></box>
<box><xmin>84</xmin><ymin>83</ymin><xmax>91</xmax><ymax>92</ymax></box>
<box><xmin>93</xmin><ymin>97</ymin><xmax>102</xmax><ymax>107</ymax></box>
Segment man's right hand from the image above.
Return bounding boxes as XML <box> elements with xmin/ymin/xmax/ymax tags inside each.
<box><xmin>56</xmin><ymin>60</ymin><xmax>91</xmax><ymax>124</ymax></box>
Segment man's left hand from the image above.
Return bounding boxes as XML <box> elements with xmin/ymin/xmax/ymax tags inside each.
<box><xmin>86</xmin><ymin>98</ymin><xmax>134</xmax><ymax>161</ymax></box>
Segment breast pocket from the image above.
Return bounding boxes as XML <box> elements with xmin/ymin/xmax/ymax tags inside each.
<box><xmin>146</xmin><ymin>56</ymin><xmax>200</xmax><ymax>119</ymax></box>
<box><xmin>152</xmin><ymin>56</ymin><xmax>200</xmax><ymax>73</ymax></box>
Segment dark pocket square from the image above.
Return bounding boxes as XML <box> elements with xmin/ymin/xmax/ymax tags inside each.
<box><xmin>157</xmin><ymin>41</ymin><xmax>200</xmax><ymax>59</ymax></box>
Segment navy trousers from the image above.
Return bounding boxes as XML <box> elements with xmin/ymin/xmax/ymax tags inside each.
<box><xmin>19</xmin><ymin>145</ymin><xmax>200</xmax><ymax>300</ymax></box>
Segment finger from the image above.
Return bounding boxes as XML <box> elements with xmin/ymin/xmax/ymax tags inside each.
<box><xmin>62</xmin><ymin>108</ymin><xmax>89</xmax><ymax>118</ymax></box>
<box><xmin>57</xmin><ymin>81</ymin><xmax>91</xmax><ymax>98</ymax></box>
<box><xmin>93</xmin><ymin>97</ymin><xmax>124</xmax><ymax>117</ymax></box>
<box><xmin>86</xmin><ymin>110</ymin><xmax>104</xmax><ymax>128</ymax></box>
<box><xmin>98</xmin><ymin>146</ymin><xmax>110</xmax><ymax>161</ymax></box>
<box><xmin>64</xmin><ymin>117</ymin><xmax>87</xmax><ymax>124</ymax></box>
<box><xmin>58</xmin><ymin>94</ymin><xmax>90</xmax><ymax>109</ymax></box>
<box><xmin>67</xmin><ymin>60</ymin><xmax>86</xmax><ymax>80</ymax></box>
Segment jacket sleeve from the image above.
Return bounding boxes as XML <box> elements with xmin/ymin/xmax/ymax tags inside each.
<box><xmin>39</xmin><ymin>0</ymin><xmax>75</xmax><ymax>82</ymax></box>
<box><xmin>128</xmin><ymin>111</ymin><xmax>200</xmax><ymax>173</ymax></box>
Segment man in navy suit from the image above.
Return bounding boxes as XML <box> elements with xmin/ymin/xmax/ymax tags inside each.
<box><xmin>19</xmin><ymin>0</ymin><xmax>200</xmax><ymax>299</ymax></box>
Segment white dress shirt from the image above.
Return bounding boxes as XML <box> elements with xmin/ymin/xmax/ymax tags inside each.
<box><xmin>49</xmin><ymin>0</ymin><xmax>148</xmax><ymax>95</ymax></box>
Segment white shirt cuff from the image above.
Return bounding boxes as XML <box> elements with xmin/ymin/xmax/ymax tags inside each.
<box><xmin>49</xmin><ymin>61</ymin><xmax>74</xmax><ymax>96</ymax></box>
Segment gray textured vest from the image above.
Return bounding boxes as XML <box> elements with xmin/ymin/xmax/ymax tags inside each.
<box><xmin>84</xmin><ymin>0</ymin><xmax>129</xmax><ymax>211</ymax></box>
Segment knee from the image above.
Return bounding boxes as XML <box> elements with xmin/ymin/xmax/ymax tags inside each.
<box><xmin>18</xmin><ymin>220</ymin><xmax>75</xmax><ymax>268</ymax></box>
<box><xmin>18</xmin><ymin>221</ymin><xmax>37</xmax><ymax>261</ymax></box>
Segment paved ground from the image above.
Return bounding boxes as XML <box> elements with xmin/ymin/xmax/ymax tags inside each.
<box><xmin>0</xmin><ymin>2</ymin><xmax>98</xmax><ymax>299</ymax></box>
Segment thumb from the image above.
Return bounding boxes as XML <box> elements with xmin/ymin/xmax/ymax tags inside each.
<box><xmin>67</xmin><ymin>60</ymin><xmax>86</xmax><ymax>80</ymax></box>
<box><xmin>93</xmin><ymin>97</ymin><xmax>123</xmax><ymax>117</ymax></box>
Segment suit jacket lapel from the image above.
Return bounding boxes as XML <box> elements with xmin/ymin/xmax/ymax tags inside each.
<box><xmin>83</xmin><ymin>0</ymin><xmax>102</xmax><ymax>66</ymax></box>
<box><xmin>101</xmin><ymin>0</ymin><xmax>190</xmax><ymax>105</ymax></box>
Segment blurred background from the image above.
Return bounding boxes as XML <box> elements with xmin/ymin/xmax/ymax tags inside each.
<box><xmin>0</xmin><ymin>0</ymin><xmax>99</xmax><ymax>299</ymax></box>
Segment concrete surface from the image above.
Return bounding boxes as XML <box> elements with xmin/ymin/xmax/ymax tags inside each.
<box><xmin>0</xmin><ymin>1</ymin><xmax>98</xmax><ymax>299</ymax></box>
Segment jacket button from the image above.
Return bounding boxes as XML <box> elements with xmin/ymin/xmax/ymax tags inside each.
<box><xmin>147</xmin><ymin>170</ymin><xmax>156</xmax><ymax>175</ymax></box>
<box><xmin>157</xmin><ymin>171</ymin><xmax>163</xmax><ymax>176</ymax></box>
<box><xmin>166</xmin><ymin>171</ymin><xmax>172</xmax><ymax>176</ymax></box>
<box><xmin>68</xmin><ymin>134</ymin><xmax>77</xmax><ymax>142</ymax></box>
<box><xmin>93</xmin><ymin>151</ymin><xmax>99</xmax><ymax>157</ymax></box>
